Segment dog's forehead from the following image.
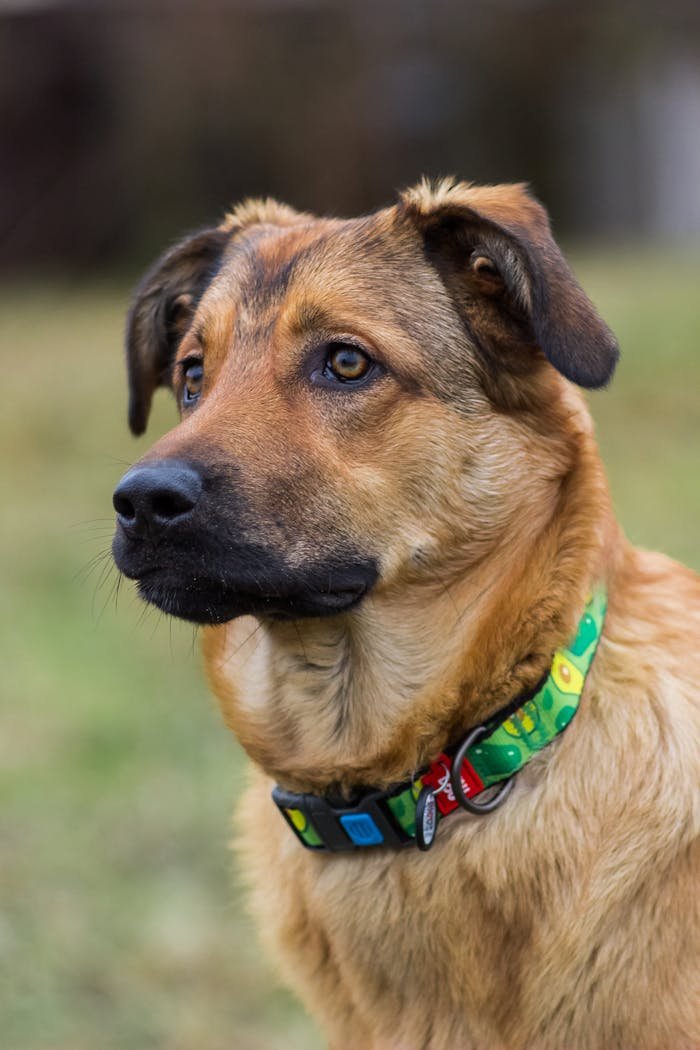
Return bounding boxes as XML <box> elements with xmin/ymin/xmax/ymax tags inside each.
<box><xmin>194</xmin><ymin>210</ymin><xmax>449</xmax><ymax>346</ymax></box>
<box><xmin>183</xmin><ymin>210</ymin><xmax>484</xmax><ymax>411</ymax></box>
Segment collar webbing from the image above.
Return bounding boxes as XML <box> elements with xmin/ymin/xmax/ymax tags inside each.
<box><xmin>272</xmin><ymin>586</ymin><xmax>607</xmax><ymax>853</ymax></box>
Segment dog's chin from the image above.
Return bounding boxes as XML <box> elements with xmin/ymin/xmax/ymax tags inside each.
<box><xmin>112</xmin><ymin>524</ymin><xmax>379</xmax><ymax>625</ymax></box>
<box><xmin>133</xmin><ymin>570</ymin><xmax>372</xmax><ymax>625</ymax></box>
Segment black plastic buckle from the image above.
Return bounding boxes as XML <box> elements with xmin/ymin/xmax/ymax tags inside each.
<box><xmin>272</xmin><ymin>785</ymin><xmax>413</xmax><ymax>852</ymax></box>
<box><xmin>450</xmin><ymin>724</ymin><xmax>517</xmax><ymax>815</ymax></box>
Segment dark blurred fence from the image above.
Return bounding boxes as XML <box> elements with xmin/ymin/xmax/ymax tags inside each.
<box><xmin>1</xmin><ymin>0</ymin><xmax>700</xmax><ymax>275</ymax></box>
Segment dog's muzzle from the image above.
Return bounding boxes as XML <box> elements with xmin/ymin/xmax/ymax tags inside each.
<box><xmin>112</xmin><ymin>458</ymin><xmax>378</xmax><ymax>624</ymax></box>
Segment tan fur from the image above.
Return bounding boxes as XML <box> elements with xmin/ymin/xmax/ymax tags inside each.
<box><xmin>221</xmin><ymin>195</ymin><xmax>313</xmax><ymax>233</ymax></box>
<box><xmin>127</xmin><ymin>181</ymin><xmax>700</xmax><ymax>1049</ymax></box>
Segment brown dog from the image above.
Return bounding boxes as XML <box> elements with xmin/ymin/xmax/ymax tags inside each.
<box><xmin>112</xmin><ymin>179</ymin><xmax>700</xmax><ymax>1050</ymax></box>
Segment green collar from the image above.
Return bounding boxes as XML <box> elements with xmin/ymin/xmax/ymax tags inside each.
<box><xmin>273</xmin><ymin>586</ymin><xmax>607</xmax><ymax>853</ymax></box>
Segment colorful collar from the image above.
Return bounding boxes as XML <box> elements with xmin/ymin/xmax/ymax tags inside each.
<box><xmin>272</xmin><ymin>586</ymin><xmax>607</xmax><ymax>853</ymax></box>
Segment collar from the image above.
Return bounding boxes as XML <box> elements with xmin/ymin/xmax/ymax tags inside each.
<box><xmin>272</xmin><ymin>585</ymin><xmax>607</xmax><ymax>853</ymax></box>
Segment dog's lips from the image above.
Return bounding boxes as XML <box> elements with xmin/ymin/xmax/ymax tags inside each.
<box><xmin>133</xmin><ymin>568</ymin><xmax>369</xmax><ymax>624</ymax></box>
<box><xmin>113</xmin><ymin>528</ymin><xmax>375</xmax><ymax>624</ymax></box>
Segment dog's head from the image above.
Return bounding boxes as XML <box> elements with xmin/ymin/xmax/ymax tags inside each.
<box><xmin>112</xmin><ymin>179</ymin><xmax>618</xmax><ymax>624</ymax></box>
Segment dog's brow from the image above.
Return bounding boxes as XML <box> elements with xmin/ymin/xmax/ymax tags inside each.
<box><xmin>235</xmin><ymin>230</ymin><xmax>332</xmax><ymax>308</ymax></box>
<box><xmin>286</xmin><ymin>299</ymin><xmax>335</xmax><ymax>335</ymax></box>
<box><xmin>241</xmin><ymin>252</ymin><xmax>289</xmax><ymax>306</ymax></box>
<box><xmin>194</xmin><ymin>293</ymin><xmax>238</xmax><ymax>353</ymax></box>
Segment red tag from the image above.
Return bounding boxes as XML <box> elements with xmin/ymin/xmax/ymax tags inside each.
<box><xmin>422</xmin><ymin>752</ymin><xmax>484</xmax><ymax>815</ymax></box>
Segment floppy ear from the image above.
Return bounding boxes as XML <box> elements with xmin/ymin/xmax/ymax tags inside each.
<box><xmin>400</xmin><ymin>179</ymin><xmax>619</xmax><ymax>389</ymax></box>
<box><xmin>125</xmin><ymin>226</ymin><xmax>230</xmax><ymax>435</ymax></box>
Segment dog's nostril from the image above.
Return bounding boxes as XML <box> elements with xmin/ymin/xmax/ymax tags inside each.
<box><xmin>151</xmin><ymin>487</ymin><xmax>197</xmax><ymax>521</ymax></box>
<box><xmin>113</xmin><ymin>493</ymin><xmax>136</xmax><ymax>521</ymax></box>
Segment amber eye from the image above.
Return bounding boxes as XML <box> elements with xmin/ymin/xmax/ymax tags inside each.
<box><xmin>325</xmin><ymin>344</ymin><xmax>372</xmax><ymax>383</ymax></box>
<box><xmin>182</xmin><ymin>361</ymin><xmax>203</xmax><ymax>405</ymax></box>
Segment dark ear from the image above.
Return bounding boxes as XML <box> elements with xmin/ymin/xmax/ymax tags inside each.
<box><xmin>400</xmin><ymin>179</ymin><xmax>619</xmax><ymax>389</ymax></box>
<box><xmin>126</xmin><ymin>226</ymin><xmax>230</xmax><ymax>435</ymax></box>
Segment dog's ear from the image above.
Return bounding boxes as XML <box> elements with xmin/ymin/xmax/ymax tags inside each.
<box><xmin>400</xmin><ymin>179</ymin><xmax>619</xmax><ymax>389</ymax></box>
<box><xmin>126</xmin><ymin>226</ymin><xmax>230</xmax><ymax>435</ymax></box>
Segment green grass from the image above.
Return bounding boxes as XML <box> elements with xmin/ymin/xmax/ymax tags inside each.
<box><xmin>1</xmin><ymin>255</ymin><xmax>698</xmax><ymax>1050</ymax></box>
<box><xmin>575</xmin><ymin>248</ymin><xmax>700</xmax><ymax>568</ymax></box>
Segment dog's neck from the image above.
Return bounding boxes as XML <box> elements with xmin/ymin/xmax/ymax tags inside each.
<box><xmin>205</xmin><ymin>426</ymin><xmax>618</xmax><ymax>795</ymax></box>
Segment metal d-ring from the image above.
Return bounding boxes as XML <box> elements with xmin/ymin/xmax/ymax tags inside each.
<box><xmin>451</xmin><ymin>725</ymin><xmax>517</xmax><ymax>815</ymax></box>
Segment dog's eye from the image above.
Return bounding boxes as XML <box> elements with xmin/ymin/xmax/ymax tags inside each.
<box><xmin>183</xmin><ymin>362</ymin><xmax>203</xmax><ymax>405</ymax></box>
<box><xmin>324</xmin><ymin>344</ymin><xmax>372</xmax><ymax>384</ymax></box>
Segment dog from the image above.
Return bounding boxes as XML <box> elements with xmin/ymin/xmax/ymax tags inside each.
<box><xmin>112</xmin><ymin>179</ymin><xmax>700</xmax><ymax>1050</ymax></box>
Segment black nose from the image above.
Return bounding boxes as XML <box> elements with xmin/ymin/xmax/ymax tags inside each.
<box><xmin>113</xmin><ymin>461</ymin><xmax>203</xmax><ymax>535</ymax></box>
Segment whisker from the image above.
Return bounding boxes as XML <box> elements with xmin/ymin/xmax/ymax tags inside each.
<box><xmin>95</xmin><ymin>567</ymin><xmax>121</xmax><ymax>625</ymax></box>
<box><xmin>148</xmin><ymin>607</ymin><xmax>166</xmax><ymax>642</ymax></box>
<box><xmin>113</xmin><ymin>571</ymin><xmax>124</xmax><ymax>612</ymax></box>
<box><xmin>237</xmin><ymin>625</ymin><xmax>265</xmax><ymax>672</ymax></box>
<box><xmin>293</xmin><ymin>621</ymin><xmax>309</xmax><ymax>666</ymax></box>
<box><xmin>71</xmin><ymin>518</ymin><xmax>116</xmax><ymax>528</ymax></box>
<box><xmin>74</xmin><ymin>548</ymin><xmax>112</xmax><ymax>585</ymax></box>
<box><xmin>136</xmin><ymin>600</ymin><xmax>153</xmax><ymax>630</ymax></box>
<box><xmin>218</xmin><ymin>620</ymin><xmax>263</xmax><ymax>671</ymax></box>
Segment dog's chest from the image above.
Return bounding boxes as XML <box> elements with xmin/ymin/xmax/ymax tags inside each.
<box><xmin>242</xmin><ymin>776</ymin><xmax>555</xmax><ymax>1049</ymax></box>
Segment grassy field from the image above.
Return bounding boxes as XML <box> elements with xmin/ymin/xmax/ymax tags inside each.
<box><xmin>1</xmin><ymin>252</ymin><xmax>698</xmax><ymax>1050</ymax></box>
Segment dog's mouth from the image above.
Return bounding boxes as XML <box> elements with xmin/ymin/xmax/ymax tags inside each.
<box><xmin>110</xmin><ymin>459</ymin><xmax>379</xmax><ymax>625</ymax></box>
<box><xmin>113</xmin><ymin>528</ymin><xmax>377</xmax><ymax>625</ymax></box>
<box><xmin>133</xmin><ymin>568</ymin><xmax>371</xmax><ymax>624</ymax></box>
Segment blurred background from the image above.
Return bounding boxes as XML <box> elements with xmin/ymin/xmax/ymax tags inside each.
<box><xmin>1</xmin><ymin>2</ymin><xmax>698</xmax><ymax>1048</ymax></box>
